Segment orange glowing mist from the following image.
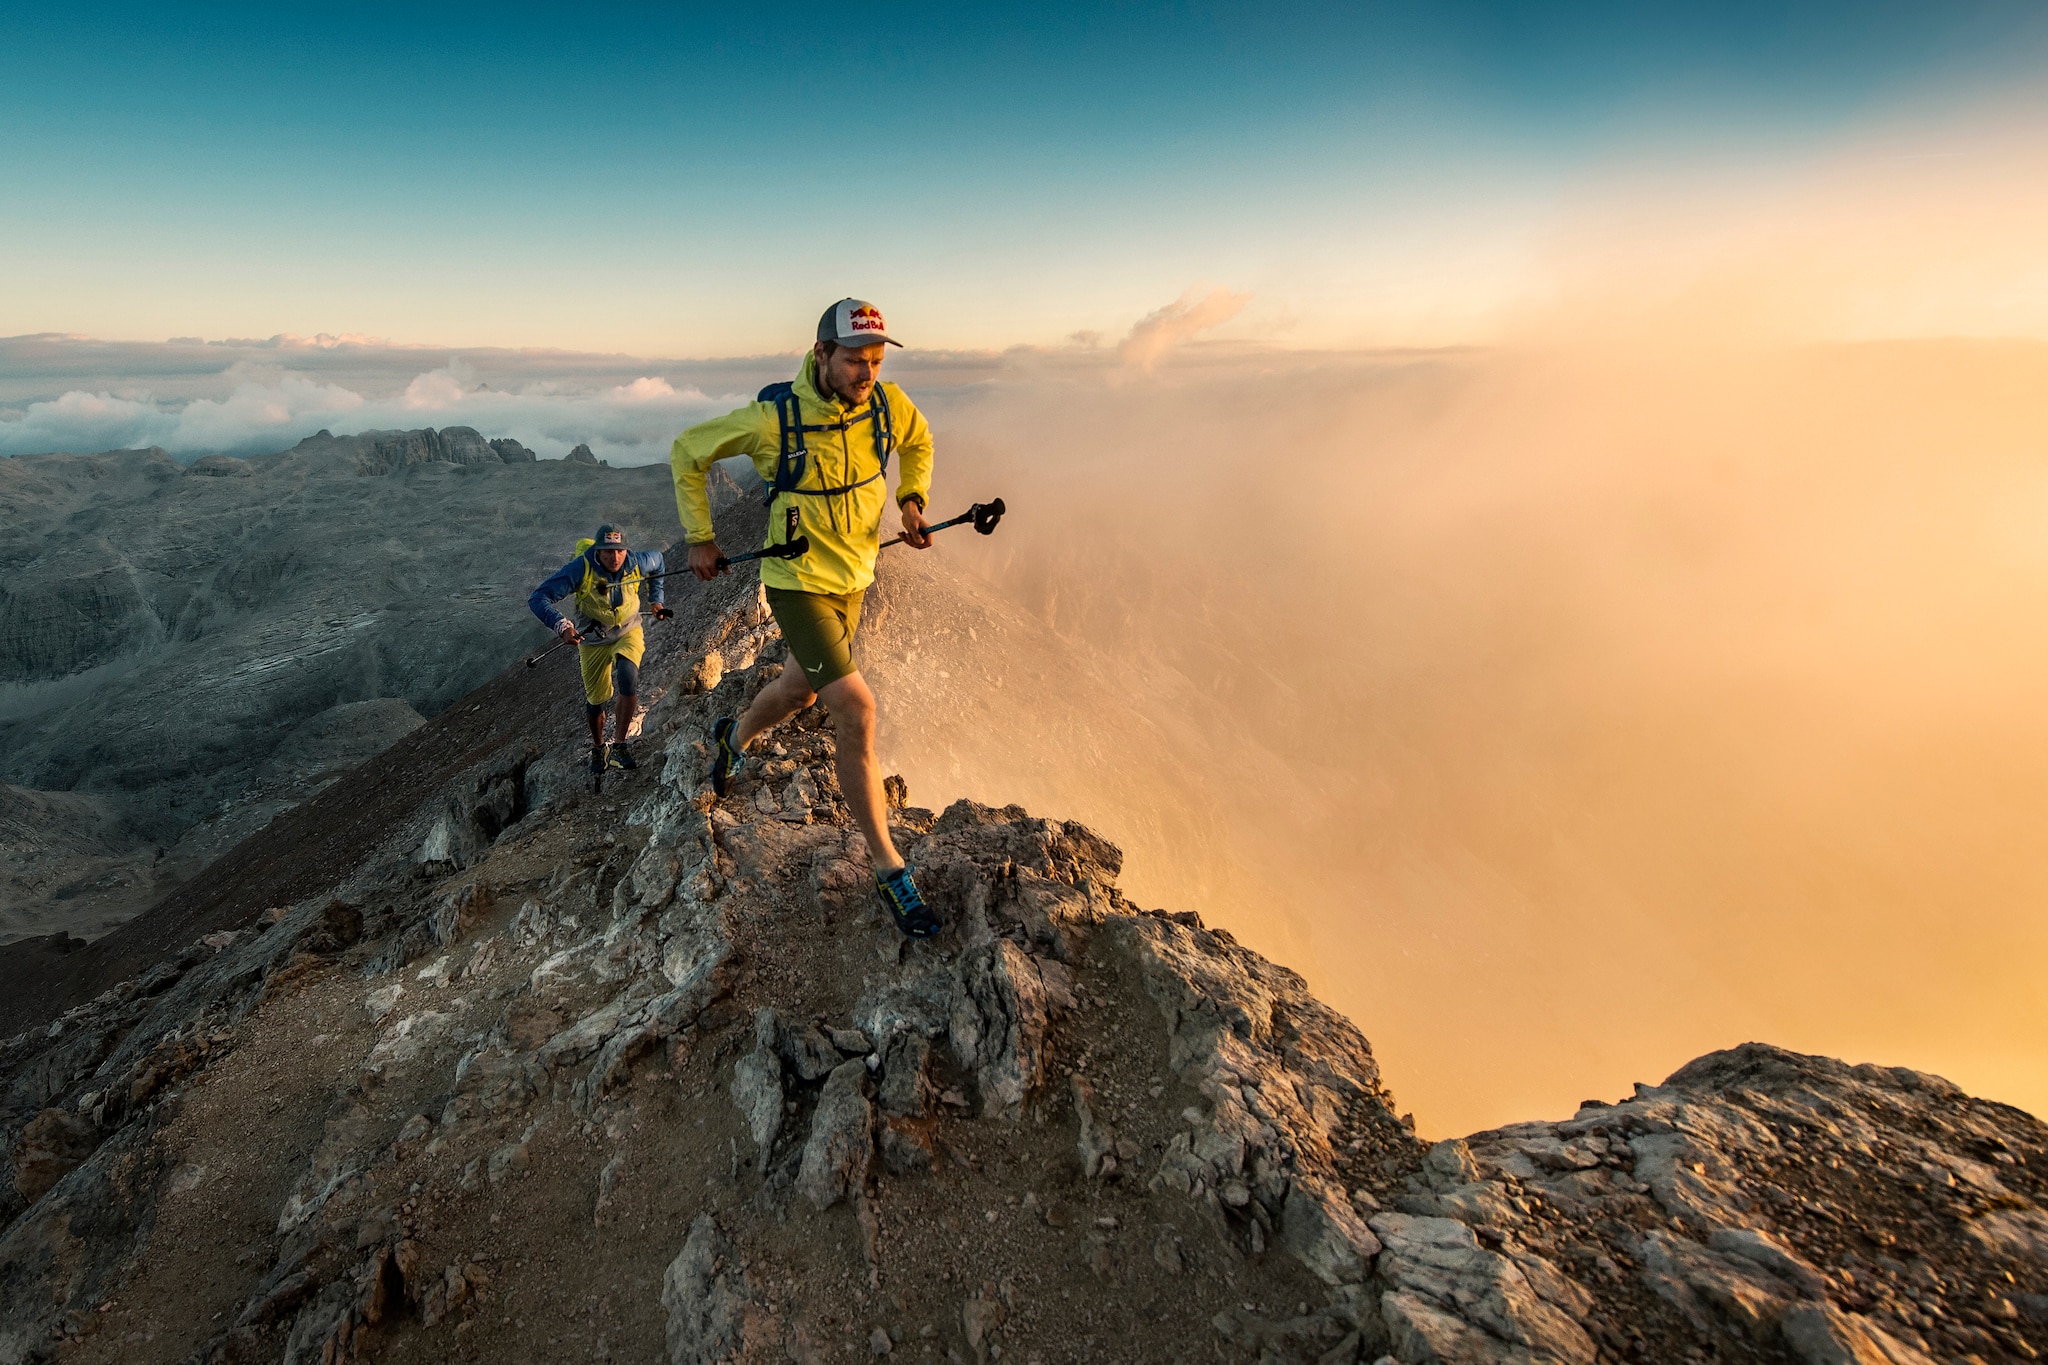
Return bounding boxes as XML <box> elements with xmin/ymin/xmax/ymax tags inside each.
<box><xmin>870</xmin><ymin>110</ymin><xmax>2048</xmax><ymax>1135</ymax></box>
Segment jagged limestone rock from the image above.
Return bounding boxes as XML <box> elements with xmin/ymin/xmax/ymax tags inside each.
<box><xmin>1280</xmin><ymin>1174</ymin><xmax>1381</xmax><ymax>1286</ymax></box>
<box><xmin>731</xmin><ymin>1013</ymin><xmax>784</xmax><ymax>1171</ymax></box>
<box><xmin>876</xmin><ymin>1116</ymin><xmax>933</xmax><ymax>1174</ymax></box>
<box><xmin>662</xmin><ymin>1215</ymin><xmax>750</xmax><ymax>1365</ymax></box>
<box><xmin>1778</xmin><ymin>1302</ymin><xmax>1938</xmax><ymax>1365</ymax></box>
<box><xmin>875</xmin><ymin>1030</ymin><xmax>932</xmax><ymax>1118</ymax></box>
<box><xmin>1369</xmin><ymin>1212</ymin><xmax>1595</xmax><ymax>1364</ymax></box>
<box><xmin>0</xmin><ymin>1118</ymin><xmax>166</xmax><ymax>1360</ymax></box>
<box><xmin>1072</xmin><ymin>1074</ymin><xmax>1115</xmax><ymax>1179</ymax></box>
<box><xmin>796</xmin><ymin>1060</ymin><xmax>874</xmax><ymax>1211</ymax></box>
<box><xmin>1422</xmin><ymin>1138</ymin><xmax>1483</xmax><ymax>1189</ymax></box>
<box><xmin>778</xmin><ymin>1020</ymin><xmax>843</xmax><ymax>1082</ymax></box>
<box><xmin>10</xmin><ymin>1107</ymin><xmax>98</xmax><ymax>1202</ymax></box>
<box><xmin>949</xmin><ymin>939</ymin><xmax>1055</xmax><ymax>1118</ymax></box>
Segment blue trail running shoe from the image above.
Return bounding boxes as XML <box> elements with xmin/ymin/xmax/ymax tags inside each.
<box><xmin>588</xmin><ymin>744</ymin><xmax>609</xmax><ymax>775</ymax></box>
<box><xmin>708</xmin><ymin>716</ymin><xmax>746</xmax><ymax>796</ymax></box>
<box><xmin>876</xmin><ymin>865</ymin><xmax>940</xmax><ymax>938</ymax></box>
<box><xmin>608</xmin><ymin>741</ymin><xmax>637</xmax><ymax>771</ymax></box>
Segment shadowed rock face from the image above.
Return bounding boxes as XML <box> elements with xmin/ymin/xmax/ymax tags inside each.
<box><xmin>1</xmin><ymin>579</ymin><xmax>2043</xmax><ymax>1365</ymax></box>
<box><xmin>0</xmin><ymin>437</ymin><xmax>691</xmax><ymax>941</ymax></box>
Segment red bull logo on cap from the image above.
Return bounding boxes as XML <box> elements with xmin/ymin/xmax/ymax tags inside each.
<box><xmin>601</xmin><ymin>530</ymin><xmax>623</xmax><ymax>545</ymax></box>
<box><xmin>820</xmin><ymin>297</ymin><xmax>900</xmax><ymax>347</ymax></box>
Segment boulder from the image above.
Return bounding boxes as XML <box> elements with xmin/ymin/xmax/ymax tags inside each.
<box><xmin>663</xmin><ymin>1215</ymin><xmax>750</xmax><ymax>1365</ymax></box>
<box><xmin>12</xmin><ymin>1108</ymin><xmax>99</xmax><ymax>1202</ymax></box>
<box><xmin>796</xmin><ymin>1060</ymin><xmax>874</xmax><ymax>1210</ymax></box>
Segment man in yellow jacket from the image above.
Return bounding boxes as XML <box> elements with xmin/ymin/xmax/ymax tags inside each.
<box><xmin>528</xmin><ymin>523</ymin><xmax>672</xmax><ymax>775</ymax></box>
<box><xmin>669</xmin><ymin>299</ymin><xmax>940</xmax><ymax>937</ymax></box>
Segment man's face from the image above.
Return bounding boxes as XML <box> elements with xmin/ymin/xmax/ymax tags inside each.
<box><xmin>596</xmin><ymin>547</ymin><xmax>627</xmax><ymax>573</ymax></box>
<box><xmin>818</xmin><ymin>342</ymin><xmax>887</xmax><ymax>406</ymax></box>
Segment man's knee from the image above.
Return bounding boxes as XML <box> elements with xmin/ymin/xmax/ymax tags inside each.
<box><xmin>768</xmin><ymin>671</ymin><xmax>815</xmax><ymax>711</ymax></box>
<box><xmin>820</xmin><ymin>677</ymin><xmax>875</xmax><ymax>732</ymax></box>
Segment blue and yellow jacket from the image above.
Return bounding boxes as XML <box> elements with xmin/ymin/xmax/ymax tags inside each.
<box><xmin>528</xmin><ymin>546</ymin><xmax>666</xmax><ymax>633</ymax></box>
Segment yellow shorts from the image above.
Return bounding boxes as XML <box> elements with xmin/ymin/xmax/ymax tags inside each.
<box><xmin>578</xmin><ymin>627</ymin><xmax>644</xmax><ymax>707</ymax></box>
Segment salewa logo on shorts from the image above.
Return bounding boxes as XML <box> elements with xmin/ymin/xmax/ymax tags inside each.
<box><xmin>848</xmin><ymin>306</ymin><xmax>886</xmax><ymax>335</ymax></box>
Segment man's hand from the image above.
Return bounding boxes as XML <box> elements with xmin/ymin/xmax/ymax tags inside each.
<box><xmin>651</xmin><ymin>604</ymin><xmax>674</xmax><ymax>621</ymax></box>
<box><xmin>556</xmin><ymin>619</ymin><xmax>582</xmax><ymax>643</ymax></box>
<box><xmin>899</xmin><ymin>500</ymin><xmax>933</xmax><ymax>549</ymax></box>
<box><xmin>689</xmin><ymin>542</ymin><xmax>727</xmax><ymax>581</ymax></box>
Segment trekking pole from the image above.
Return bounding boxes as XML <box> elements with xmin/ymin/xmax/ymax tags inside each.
<box><xmin>641</xmin><ymin>533</ymin><xmax>813</xmax><ymax>585</ymax></box>
<box><xmin>881</xmin><ymin>498</ymin><xmax>1006</xmax><ymax>550</ymax></box>
<box><xmin>522</xmin><ymin>609</ymin><xmax>673</xmax><ymax>669</ymax></box>
<box><xmin>716</xmin><ymin>536</ymin><xmax>812</xmax><ymax>571</ymax></box>
<box><xmin>524</xmin><ymin>632</ymin><xmax>579</xmax><ymax>669</ymax></box>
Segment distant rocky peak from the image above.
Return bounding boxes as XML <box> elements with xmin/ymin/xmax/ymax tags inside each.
<box><xmin>282</xmin><ymin>426</ymin><xmax>543</xmax><ymax>475</ymax></box>
<box><xmin>566</xmin><ymin>442</ymin><xmax>604</xmax><ymax>466</ymax></box>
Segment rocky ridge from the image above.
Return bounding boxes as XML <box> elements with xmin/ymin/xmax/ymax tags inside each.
<box><xmin>278</xmin><ymin>428</ymin><xmax>542</xmax><ymax>476</ymax></box>
<box><xmin>1</xmin><ymin>565</ymin><xmax>2046</xmax><ymax>1364</ymax></box>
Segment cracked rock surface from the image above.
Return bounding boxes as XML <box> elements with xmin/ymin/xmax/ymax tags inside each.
<box><xmin>1</xmin><ymin>559</ymin><xmax>2045</xmax><ymax>1364</ymax></box>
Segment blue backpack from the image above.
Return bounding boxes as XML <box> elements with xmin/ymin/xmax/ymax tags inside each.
<box><xmin>757</xmin><ymin>380</ymin><xmax>897</xmax><ymax>508</ymax></box>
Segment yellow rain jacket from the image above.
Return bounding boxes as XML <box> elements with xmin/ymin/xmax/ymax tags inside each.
<box><xmin>669</xmin><ymin>353</ymin><xmax>933</xmax><ymax>596</ymax></box>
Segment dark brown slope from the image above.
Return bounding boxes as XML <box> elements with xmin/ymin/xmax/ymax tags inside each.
<box><xmin>0</xmin><ymin>662</ymin><xmax>546</xmax><ymax>1039</ymax></box>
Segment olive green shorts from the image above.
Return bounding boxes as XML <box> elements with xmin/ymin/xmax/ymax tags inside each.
<box><xmin>766</xmin><ymin>586</ymin><xmax>865</xmax><ymax>691</ymax></box>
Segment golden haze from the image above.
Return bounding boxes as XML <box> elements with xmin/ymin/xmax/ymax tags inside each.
<box><xmin>886</xmin><ymin>335</ymin><xmax>2048</xmax><ymax>1137</ymax></box>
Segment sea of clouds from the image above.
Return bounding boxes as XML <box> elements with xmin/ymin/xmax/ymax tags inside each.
<box><xmin>0</xmin><ymin>286</ymin><xmax>1254</xmax><ymax>465</ymax></box>
<box><xmin>0</xmin><ymin>348</ymin><xmax>745</xmax><ymax>465</ymax></box>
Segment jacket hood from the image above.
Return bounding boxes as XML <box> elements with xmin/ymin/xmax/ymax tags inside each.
<box><xmin>794</xmin><ymin>352</ymin><xmax>827</xmax><ymax>407</ymax></box>
<box><xmin>794</xmin><ymin>351</ymin><xmax>864</xmax><ymax>414</ymax></box>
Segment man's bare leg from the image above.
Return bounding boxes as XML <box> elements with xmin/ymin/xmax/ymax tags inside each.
<box><xmin>586</xmin><ymin>706</ymin><xmax>607</xmax><ymax>751</ymax></box>
<box><xmin>729</xmin><ymin>661</ymin><xmax>900</xmax><ymax>872</ymax></box>
<box><xmin>733</xmin><ymin>657</ymin><xmax>816</xmax><ymax>750</ymax></box>
<box><xmin>815</xmin><ymin>670</ymin><xmax>903</xmax><ymax>875</ymax></box>
<box><xmin>614</xmin><ymin>693</ymin><xmax>638</xmax><ymax>745</ymax></box>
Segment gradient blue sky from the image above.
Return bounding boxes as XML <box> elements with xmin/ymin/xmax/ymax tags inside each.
<box><xmin>5</xmin><ymin>2</ymin><xmax>2048</xmax><ymax>352</ymax></box>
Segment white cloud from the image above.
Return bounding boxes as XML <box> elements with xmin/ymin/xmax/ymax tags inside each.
<box><xmin>0</xmin><ymin>389</ymin><xmax>176</xmax><ymax>454</ymax></box>
<box><xmin>1118</xmin><ymin>286</ymin><xmax>1252</xmax><ymax>370</ymax></box>
<box><xmin>0</xmin><ymin>361</ymin><xmax>740</xmax><ymax>465</ymax></box>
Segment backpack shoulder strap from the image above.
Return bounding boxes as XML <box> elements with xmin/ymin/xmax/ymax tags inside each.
<box><xmin>757</xmin><ymin>381</ymin><xmax>806</xmax><ymax>506</ymax></box>
<box><xmin>870</xmin><ymin>386</ymin><xmax>895</xmax><ymax>469</ymax></box>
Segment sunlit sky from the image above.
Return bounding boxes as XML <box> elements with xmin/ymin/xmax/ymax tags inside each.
<box><xmin>7</xmin><ymin>1</ymin><xmax>2048</xmax><ymax>354</ymax></box>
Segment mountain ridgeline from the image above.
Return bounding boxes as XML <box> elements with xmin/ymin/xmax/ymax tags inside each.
<box><xmin>2</xmin><ymin>496</ymin><xmax>2045</xmax><ymax>1365</ymax></box>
